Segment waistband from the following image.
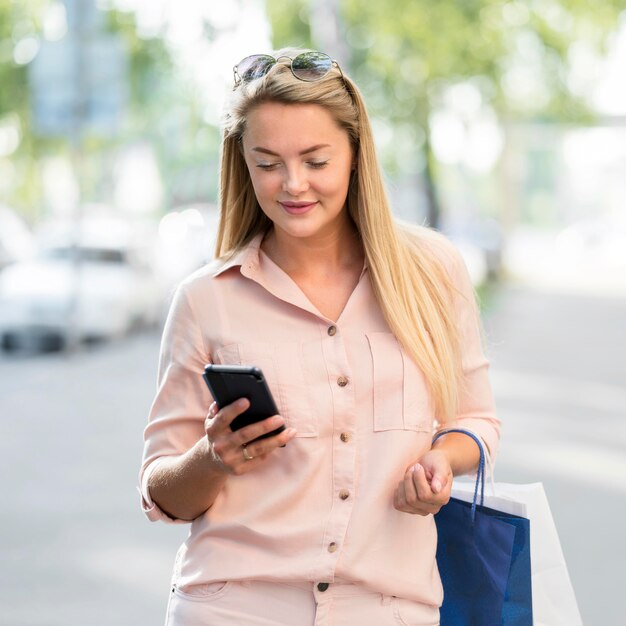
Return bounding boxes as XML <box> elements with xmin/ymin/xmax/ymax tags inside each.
<box><xmin>260</xmin><ymin>579</ymin><xmax>390</xmax><ymax>599</ymax></box>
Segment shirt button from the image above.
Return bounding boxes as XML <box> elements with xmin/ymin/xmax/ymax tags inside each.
<box><xmin>340</xmin><ymin>432</ymin><xmax>350</xmax><ymax>443</ymax></box>
<box><xmin>327</xmin><ymin>325</ymin><xmax>337</xmax><ymax>336</ymax></box>
<box><xmin>339</xmin><ymin>489</ymin><xmax>350</xmax><ymax>500</ymax></box>
<box><xmin>317</xmin><ymin>582</ymin><xmax>329</xmax><ymax>592</ymax></box>
<box><xmin>328</xmin><ymin>542</ymin><xmax>338</xmax><ymax>553</ymax></box>
<box><xmin>337</xmin><ymin>376</ymin><xmax>349</xmax><ymax>387</ymax></box>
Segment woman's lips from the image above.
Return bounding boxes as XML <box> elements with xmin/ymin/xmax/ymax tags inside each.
<box><xmin>279</xmin><ymin>201</ymin><xmax>318</xmax><ymax>215</ymax></box>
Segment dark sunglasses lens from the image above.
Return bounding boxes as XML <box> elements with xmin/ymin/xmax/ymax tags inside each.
<box><xmin>291</xmin><ymin>52</ymin><xmax>333</xmax><ymax>81</ymax></box>
<box><xmin>238</xmin><ymin>55</ymin><xmax>276</xmax><ymax>81</ymax></box>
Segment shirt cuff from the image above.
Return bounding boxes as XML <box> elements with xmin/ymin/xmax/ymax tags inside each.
<box><xmin>459</xmin><ymin>419</ymin><xmax>499</xmax><ymax>458</ymax></box>
<box><xmin>434</xmin><ymin>417</ymin><xmax>500</xmax><ymax>467</ymax></box>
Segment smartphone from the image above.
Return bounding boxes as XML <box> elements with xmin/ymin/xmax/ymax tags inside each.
<box><xmin>202</xmin><ymin>364</ymin><xmax>285</xmax><ymax>441</ymax></box>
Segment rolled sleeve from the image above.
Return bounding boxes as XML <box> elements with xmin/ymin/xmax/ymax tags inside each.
<box><xmin>441</xmin><ymin>240</ymin><xmax>501</xmax><ymax>458</ymax></box>
<box><xmin>139</xmin><ymin>280</ymin><xmax>214</xmax><ymax>524</ymax></box>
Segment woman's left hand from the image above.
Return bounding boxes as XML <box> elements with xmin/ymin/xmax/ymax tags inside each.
<box><xmin>393</xmin><ymin>449</ymin><xmax>453</xmax><ymax>516</ymax></box>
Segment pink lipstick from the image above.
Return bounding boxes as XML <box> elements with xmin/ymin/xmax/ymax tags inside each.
<box><xmin>279</xmin><ymin>201</ymin><xmax>318</xmax><ymax>215</ymax></box>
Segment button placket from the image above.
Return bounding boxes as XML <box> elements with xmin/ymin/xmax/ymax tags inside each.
<box><xmin>317</xmin><ymin>319</ymin><xmax>356</xmax><ymax>582</ymax></box>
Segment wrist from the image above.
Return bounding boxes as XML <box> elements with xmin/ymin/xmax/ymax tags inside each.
<box><xmin>431</xmin><ymin>433</ymin><xmax>480</xmax><ymax>477</ymax></box>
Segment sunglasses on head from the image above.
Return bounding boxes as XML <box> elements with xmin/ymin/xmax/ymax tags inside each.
<box><xmin>233</xmin><ymin>51</ymin><xmax>344</xmax><ymax>87</ymax></box>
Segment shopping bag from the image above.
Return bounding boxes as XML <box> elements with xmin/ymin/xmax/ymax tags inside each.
<box><xmin>433</xmin><ymin>429</ymin><xmax>533</xmax><ymax>626</ymax></box>
<box><xmin>451</xmin><ymin>478</ymin><xmax>583</xmax><ymax>625</ymax></box>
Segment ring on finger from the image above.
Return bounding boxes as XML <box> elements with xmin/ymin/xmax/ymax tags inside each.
<box><xmin>242</xmin><ymin>446</ymin><xmax>254</xmax><ymax>461</ymax></box>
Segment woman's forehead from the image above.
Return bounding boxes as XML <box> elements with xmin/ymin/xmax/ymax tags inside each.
<box><xmin>243</xmin><ymin>102</ymin><xmax>349</xmax><ymax>148</ymax></box>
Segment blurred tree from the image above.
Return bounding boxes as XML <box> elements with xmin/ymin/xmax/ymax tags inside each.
<box><xmin>0</xmin><ymin>0</ymin><xmax>178</xmax><ymax>221</ymax></box>
<box><xmin>0</xmin><ymin>0</ymin><xmax>48</xmax><ymax>218</ymax></box>
<box><xmin>267</xmin><ymin>0</ymin><xmax>625</xmax><ymax>227</ymax></box>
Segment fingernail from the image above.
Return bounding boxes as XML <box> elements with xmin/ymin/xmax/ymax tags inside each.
<box><xmin>412</xmin><ymin>464</ymin><xmax>422</xmax><ymax>473</ymax></box>
<box><xmin>432</xmin><ymin>478</ymin><xmax>441</xmax><ymax>493</ymax></box>
<box><xmin>280</xmin><ymin>429</ymin><xmax>297</xmax><ymax>447</ymax></box>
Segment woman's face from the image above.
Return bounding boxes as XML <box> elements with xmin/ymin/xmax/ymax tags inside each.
<box><xmin>241</xmin><ymin>102</ymin><xmax>354</xmax><ymax>243</ymax></box>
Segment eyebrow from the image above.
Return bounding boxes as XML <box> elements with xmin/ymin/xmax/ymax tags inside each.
<box><xmin>251</xmin><ymin>144</ymin><xmax>331</xmax><ymax>157</ymax></box>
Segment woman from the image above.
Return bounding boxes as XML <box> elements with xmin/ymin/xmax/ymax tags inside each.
<box><xmin>140</xmin><ymin>49</ymin><xmax>500</xmax><ymax>625</ymax></box>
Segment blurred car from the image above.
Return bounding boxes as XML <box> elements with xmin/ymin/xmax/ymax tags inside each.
<box><xmin>155</xmin><ymin>203</ymin><xmax>220</xmax><ymax>287</ymax></box>
<box><xmin>0</xmin><ymin>205</ymin><xmax>35</xmax><ymax>270</ymax></box>
<box><xmin>0</xmin><ymin>219</ymin><xmax>163</xmax><ymax>352</ymax></box>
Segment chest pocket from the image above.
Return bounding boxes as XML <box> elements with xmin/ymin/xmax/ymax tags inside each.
<box><xmin>366</xmin><ymin>332</ymin><xmax>434</xmax><ymax>433</ymax></box>
<box><xmin>214</xmin><ymin>342</ymin><xmax>318</xmax><ymax>437</ymax></box>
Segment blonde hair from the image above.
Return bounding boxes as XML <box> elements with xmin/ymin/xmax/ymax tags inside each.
<box><xmin>216</xmin><ymin>48</ymin><xmax>463</xmax><ymax>423</ymax></box>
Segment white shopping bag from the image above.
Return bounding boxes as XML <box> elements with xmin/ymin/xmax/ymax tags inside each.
<box><xmin>451</xmin><ymin>479</ymin><xmax>583</xmax><ymax>626</ymax></box>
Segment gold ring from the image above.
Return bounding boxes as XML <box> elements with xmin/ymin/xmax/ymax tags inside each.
<box><xmin>242</xmin><ymin>446</ymin><xmax>254</xmax><ymax>461</ymax></box>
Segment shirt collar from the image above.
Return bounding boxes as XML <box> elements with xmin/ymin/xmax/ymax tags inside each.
<box><xmin>211</xmin><ymin>233</ymin><xmax>265</xmax><ymax>278</ymax></box>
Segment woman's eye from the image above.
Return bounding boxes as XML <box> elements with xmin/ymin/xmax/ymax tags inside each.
<box><xmin>308</xmin><ymin>161</ymin><xmax>329</xmax><ymax>169</ymax></box>
<box><xmin>257</xmin><ymin>163</ymin><xmax>280</xmax><ymax>170</ymax></box>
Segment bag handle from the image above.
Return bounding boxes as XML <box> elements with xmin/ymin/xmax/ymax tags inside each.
<box><xmin>432</xmin><ymin>428</ymin><xmax>486</xmax><ymax>519</ymax></box>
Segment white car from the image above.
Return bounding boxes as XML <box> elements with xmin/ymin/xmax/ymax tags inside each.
<box><xmin>0</xmin><ymin>205</ymin><xmax>35</xmax><ymax>270</ymax></box>
<box><xmin>0</xmin><ymin>239</ymin><xmax>163</xmax><ymax>352</ymax></box>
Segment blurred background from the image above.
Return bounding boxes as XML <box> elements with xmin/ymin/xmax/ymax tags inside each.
<box><xmin>1</xmin><ymin>0</ymin><xmax>625</xmax><ymax>624</ymax></box>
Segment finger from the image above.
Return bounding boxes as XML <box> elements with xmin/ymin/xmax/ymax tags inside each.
<box><xmin>411</xmin><ymin>464</ymin><xmax>435</xmax><ymax>502</ymax></box>
<box><xmin>230</xmin><ymin>453</ymin><xmax>267</xmax><ymax>476</ymax></box>
<box><xmin>208</xmin><ymin>398</ymin><xmax>250</xmax><ymax>434</ymax></box>
<box><xmin>394</xmin><ymin>482</ymin><xmax>431</xmax><ymax>516</ymax></box>
<box><xmin>403</xmin><ymin>466</ymin><xmax>419</xmax><ymax>507</ymax></box>
<box><xmin>431</xmin><ymin>471</ymin><xmax>449</xmax><ymax>495</ymax></box>
<box><xmin>394</xmin><ymin>482</ymin><xmax>408</xmax><ymax>511</ymax></box>
<box><xmin>235</xmin><ymin>414</ymin><xmax>286</xmax><ymax>446</ymax></box>
<box><xmin>232</xmin><ymin>433</ymin><xmax>294</xmax><ymax>475</ymax></box>
<box><xmin>244</xmin><ymin>427</ymin><xmax>297</xmax><ymax>459</ymax></box>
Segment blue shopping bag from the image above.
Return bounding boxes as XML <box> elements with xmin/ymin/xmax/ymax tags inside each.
<box><xmin>433</xmin><ymin>429</ymin><xmax>533</xmax><ymax>626</ymax></box>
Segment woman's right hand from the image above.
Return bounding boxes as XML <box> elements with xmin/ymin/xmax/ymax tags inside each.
<box><xmin>204</xmin><ymin>399</ymin><xmax>297</xmax><ymax>476</ymax></box>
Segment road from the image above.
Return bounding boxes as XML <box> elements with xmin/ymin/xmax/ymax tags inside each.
<box><xmin>1</xmin><ymin>284</ymin><xmax>624</xmax><ymax>625</ymax></box>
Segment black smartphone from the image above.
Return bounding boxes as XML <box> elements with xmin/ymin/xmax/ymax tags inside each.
<box><xmin>202</xmin><ymin>364</ymin><xmax>285</xmax><ymax>441</ymax></box>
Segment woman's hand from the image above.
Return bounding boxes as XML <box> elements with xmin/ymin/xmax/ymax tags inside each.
<box><xmin>204</xmin><ymin>399</ymin><xmax>297</xmax><ymax>476</ymax></box>
<box><xmin>393</xmin><ymin>449</ymin><xmax>453</xmax><ymax>516</ymax></box>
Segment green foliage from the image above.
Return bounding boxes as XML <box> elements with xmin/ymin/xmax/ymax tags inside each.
<box><xmin>104</xmin><ymin>9</ymin><xmax>173</xmax><ymax>114</ymax></box>
<box><xmin>266</xmin><ymin>0</ymin><xmax>624</xmax><ymax>225</ymax></box>
<box><xmin>0</xmin><ymin>0</ymin><xmax>45</xmax><ymax>117</ymax></box>
<box><xmin>0</xmin><ymin>2</ymin><xmax>182</xmax><ymax>218</ymax></box>
<box><xmin>266</xmin><ymin>0</ymin><xmax>312</xmax><ymax>49</ymax></box>
<box><xmin>269</xmin><ymin>0</ymin><xmax>624</xmax><ymax>123</ymax></box>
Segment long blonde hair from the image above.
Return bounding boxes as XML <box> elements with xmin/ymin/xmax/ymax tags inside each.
<box><xmin>216</xmin><ymin>49</ymin><xmax>463</xmax><ymax>423</ymax></box>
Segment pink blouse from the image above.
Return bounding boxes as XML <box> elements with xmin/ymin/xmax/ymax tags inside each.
<box><xmin>139</xmin><ymin>231</ymin><xmax>500</xmax><ymax>606</ymax></box>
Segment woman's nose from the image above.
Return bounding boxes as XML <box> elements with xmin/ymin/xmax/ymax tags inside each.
<box><xmin>282</xmin><ymin>167</ymin><xmax>309</xmax><ymax>196</ymax></box>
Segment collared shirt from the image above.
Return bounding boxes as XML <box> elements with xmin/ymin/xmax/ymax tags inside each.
<box><xmin>139</xmin><ymin>231</ymin><xmax>500</xmax><ymax>606</ymax></box>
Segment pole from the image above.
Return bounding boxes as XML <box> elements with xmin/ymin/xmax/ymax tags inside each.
<box><xmin>65</xmin><ymin>0</ymin><xmax>87</xmax><ymax>354</ymax></box>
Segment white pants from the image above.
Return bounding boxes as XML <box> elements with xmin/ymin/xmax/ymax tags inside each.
<box><xmin>165</xmin><ymin>579</ymin><xmax>439</xmax><ymax>625</ymax></box>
